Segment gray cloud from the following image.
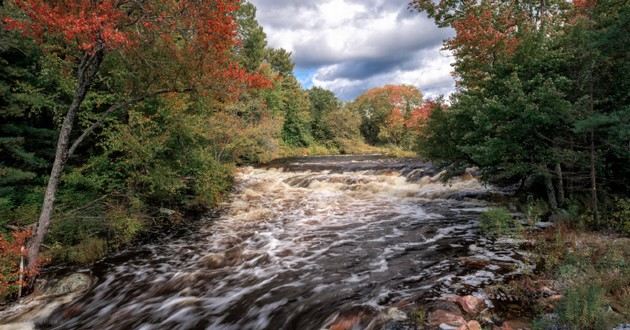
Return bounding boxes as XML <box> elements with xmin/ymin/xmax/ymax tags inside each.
<box><xmin>249</xmin><ymin>0</ymin><xmax>456</xmax><ymax>100</ymax></box>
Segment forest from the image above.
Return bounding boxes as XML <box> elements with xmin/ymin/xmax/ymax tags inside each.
<box><xmin>0</xmin><ymin>0</ymin><xmax>433</xmax><ymax>291</ymax></box>
<box><xmin>0</xmin><ymin>0</ymin><xmax>628</xmax><ymax>329</ymax></box>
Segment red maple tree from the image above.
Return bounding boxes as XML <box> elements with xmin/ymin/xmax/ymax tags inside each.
<box><xmin>2</xmin><ymin>0</ymin><xmax>270</xmax><ymax>270</ymax></box>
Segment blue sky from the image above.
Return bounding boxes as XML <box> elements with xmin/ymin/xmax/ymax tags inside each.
<box><xmin>249</xmin><ymin>0</ymin><xmax>455</xmax><ymax>101</ymax></box>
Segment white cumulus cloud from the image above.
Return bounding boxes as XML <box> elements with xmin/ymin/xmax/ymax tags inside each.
<box><xmin>249</xmin><ymin>0</ymin><xmax>455</xmax><ymax>100</ymax></box>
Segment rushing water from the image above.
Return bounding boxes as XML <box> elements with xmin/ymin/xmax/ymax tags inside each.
<box><xmin>32</xmin><ymin>155</ymin><xmax>528</xmax><ymax>329</ymax></box>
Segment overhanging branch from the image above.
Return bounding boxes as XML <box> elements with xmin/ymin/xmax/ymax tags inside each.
<box><xmin>67</xmin><ymin>87</ymin><xmax>193</xmax><ymax>157</ymax></box>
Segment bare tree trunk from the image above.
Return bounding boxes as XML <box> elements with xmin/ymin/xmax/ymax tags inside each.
<box><xmin>539</xmin><ymin>0</ymin><xmax>546</xmax><ymax>33</ymax></box>
<box><xmin>543</xmin><ymin>169</ymin><xmax>558</xmax><ymax>211</ymax></box>
<box><xmin>590</xmin><ymin>129</ymin><xmax>599</xmax><ymax>225</ymax></box>
<box><xmin>555</xmin><ymin>163</ymin><xmax>565</xmax><ymax>207</ymax></box>
<box><xmin>27</xmin><ymin>51</ymin><xmax>103</xmax><ymax>269</ymax></box>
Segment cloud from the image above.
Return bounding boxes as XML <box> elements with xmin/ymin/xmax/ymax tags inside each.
<box><xmin>249</xmin><ymin>0</ymin><xmax>456</xmax><ymax>100</ymax></box>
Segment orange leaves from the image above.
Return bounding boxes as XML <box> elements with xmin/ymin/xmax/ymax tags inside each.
<box><xmin>3</xmin><ymin>0</ymin><xmax>270</xmax><ymax>98</ymax></box>
<box><xmin>358</xmin><ymin>85</ymin><xmax>423</xmax><ymax>108</ymax></box>
<box><xmin>406</xmin><ymin>101</ymin><xmax>438</xmax><ymax>131</ymax></box>
<box><xmin>574</xmin><ymin>0</ymin><xmax>597</xmax><ymax>10</ymax></box>
<box><xmin>4</xmin><ymin>0</ymin><xmax>131</xmax><ymax>52</ymax></box>
<box><xmin>445</xmin><ymin>5</ymin><xmax>521</xmax><ymax>88</ymax></box>
<box><xmin>0</xmin><ymin>230</ymin><xmax>37</xmax><ymax>297</ymax></box>
<box><xmin>450</xmin><ymin>9</ymin><xmax>519</xmax><ymax>57</ymax></box>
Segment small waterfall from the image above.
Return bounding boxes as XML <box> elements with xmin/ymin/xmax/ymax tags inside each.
<box><xmin>9</xmin><ymin>156</ymin><xmax>529</xmax><ymax>330</ymax></box>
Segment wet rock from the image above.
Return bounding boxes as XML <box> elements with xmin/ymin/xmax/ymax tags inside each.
<box><xmin>494</xmin><ymin>320</ymin><xmax>531</xmax><ymax>330</ymax></box>
<box><xmin>326</xmin><ymin>306</ymin><xmax>377</xmax><ymax>330</ymax></box>
<box><xmin>386</xmin><ymin>307</ymin><xmax>408</xmax><ymax>321</ymax></box>
<box><xmin>200</xmin><ymin>253</ymin><xmax>225</xmax><ymax>269</ymax></box>
<box><xmin>45</xmin><ymin>273</ymin><xmax>92</xmax><ymax>296</ymax></box>
<box><xmin>459</xmin><ymin>257</ymin><xmax>491</xmax><ymax>270</ymax></box>
<box><xmin>328</xmin><ymin>315</ymin><xmax>362</xmax><ymax>330</ymax></box>
<box><xmin>381</xmin><ymin>320</ymin><xmax>416</xmax><ymax>330</ymax></box>
<box><xmin>444</xmin><ymin>295</ymin><xmax>485</xmax><ymax>315</ymax></box>
<box><xmin>457</xmin><ymin>296</ymin><xmax>485</xmax><ymax>315</ymax></box>
<box><xmin>428</xmin><ymin>310</ymin><xmax>466</xmax><ymax>329</ymax></box>
<box><xmin>0</xmin><ymin>273</ymin><xmax>93</xmax><ymax>327</ymax></box>
<box><xmin>466</xmin><ymin>320</ymin><xmax>482</xmax><ymax>330</ymax></box>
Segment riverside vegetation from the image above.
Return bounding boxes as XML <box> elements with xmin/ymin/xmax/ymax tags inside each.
<box><xmin>0</xmin><ymin>0</ymin><xmax>629</xmax><ymax>329</ymax></box>
<box><xmin>0</xmin><ymin>0</ymin><xmax>425</xmax><ymax>299</ymax></box>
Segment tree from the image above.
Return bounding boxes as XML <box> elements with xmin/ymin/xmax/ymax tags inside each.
<box><xmin>281</xmin><ymin>77</ymin><xmax>312</xmax><ymax>147</ymax></box>
<box><xmin>235</xmin><ymin>1</ymin><xmax>267</xmax><ymax>72</ymax></box>
<box><xmin>265</xmin><ymin>48</ymin><xmax>295</xmax><ymax>77</ymax></box>
<box><xmin>350</xmin><ymin>85</ymin><xmax>423</xmax><ymax>147</ymax></box>
<box><xmin>412</xmin><ymin>0</ymin><xmax>630</xmax><ymax>222</ymax></box>
<box><xmin>308</xmin><ymin>87</ymin><xmax>341</xmax><ymax>142</ymax></box>
<box><xmin>2</xmin><ymin>0</ymin><xmax>268</xmax><ymax>268</ymax></box>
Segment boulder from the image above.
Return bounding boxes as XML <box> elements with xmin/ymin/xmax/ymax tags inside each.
<box><xmin>456</xmin><ymin>295</ymin><xmax>485</xmax><ymax>315</ymax></box>
<box><xmin>466</xmin><ymin>320</ymin><xmax>482</xmax><ymax>330</ymax></box>
<box><xmin>494</xmin><ymin>319</ymin><xmax>531</xmax><ymax>330</ymax></box>
<box><xmin>445</xmin><ymin>295</ymin><xmax>485</xmax><ymax>315</ymax></box>
<box><xmin>386</xmin><ymin>307</ymin><xmax>408</xmax><ymax>322</ymax></box>
<box><xmin>428</xmin><ymin>310</ymin><xmax>466</xmax><ymax>329</ymax></box>
<box><xmin>44</xmin><ymin>273</ymin><xmax>92</xmax><ymax>296</ymax></box>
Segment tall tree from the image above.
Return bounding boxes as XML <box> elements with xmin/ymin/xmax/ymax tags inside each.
<box><xmin>2</xmin><ymin>0</ymin><xmax>267</xmax><ymax>268</ymax></box>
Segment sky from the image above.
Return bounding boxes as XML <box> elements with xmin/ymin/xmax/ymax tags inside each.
<box><xmin>248</xmin><ymin>0</ymin><xmax>456</xmax><ymax>101</ymax></box>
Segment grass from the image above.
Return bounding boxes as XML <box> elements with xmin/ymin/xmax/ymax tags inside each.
<box><xmin>278</xmin><ymin>139</ymin><xmax>417</xmax><ymax>158</ymax></box>
<box><xmin>524</xmin><ymin>225</ymin><xmax>630</xmax><ymax>329</ymax></box>
<box><xmin>479</xmin><ymin>207</ymin><xmax>521</xmax><ymax>238</ymax></box>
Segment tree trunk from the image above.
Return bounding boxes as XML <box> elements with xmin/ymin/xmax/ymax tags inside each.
<box><xmin>543</xmin><ymin>169</ymin><xmax>558</xmax><ymax>211</ymax></box>
<box><xmin>555</xmin><ymin>163</ymin><xmax>565</xmax><ymax>207</ymax></box>
<box><xmin>27</xmin><ymin>51</ymin><xmax>103</xmax><ymax>269</ymax></box>
<box><xmin>590</xmin><ymin>129</ymin><xmax>599</xmax><ymax>225</ymax></box>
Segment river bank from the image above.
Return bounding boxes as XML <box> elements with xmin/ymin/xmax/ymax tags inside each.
<box><xmin>0</xmin><ymin>155</ymin><xmax>627</xmax><ymax>330</ymax></box>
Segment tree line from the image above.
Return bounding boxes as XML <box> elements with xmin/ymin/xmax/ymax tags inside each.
<box><xmin>0</xmin><ymin>0</ymin><xmax>433</xmax><ymax>298</ymax></box>
<box><xmin>412</xmin><ymin>0</ymin><xmax>629</xmax><ymax>232</ymax></box>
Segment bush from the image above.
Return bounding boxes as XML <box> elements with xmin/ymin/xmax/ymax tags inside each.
<box><xmin>0</xmin><ymin>230</ymin><xmax>32</xmax><ymax>300</ymax></box>
<box><xmin>609</xmin><ymin>197</ymin><xmax>630</xmax><ymax>236</ymax></box>
<box><xmin>557</xmin><ymin>284</ymin><xmax>614</xmax><ymax>330</ymax></box>
<box><xmin>479</xmin><ymin>207</ymin><xmax>519</xmax><ymax>237</ymax></box>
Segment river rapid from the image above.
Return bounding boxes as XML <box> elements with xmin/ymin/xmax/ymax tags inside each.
<box><xmin>22</xmin><ymin>155</ymin><xmax>531</xmax><ymax>329</ymax></box>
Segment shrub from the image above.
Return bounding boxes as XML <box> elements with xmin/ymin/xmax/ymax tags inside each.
<box><xmin>0</xmin><ymin>230</ymin><xmax>33</xmax><ymax>300</ymax></box>
<box><xmin>609</xmin><ymin>197</ymin><xmax>630</xmax><ymax>236</ymax></box>
<box><xmin>67</xmin><ymin>238</ymin><xmax>108</xmax><ymax>265</ymax></box>
<box><xmin>557</xmin><ymin>284</ymin><xmax>612</xmax><ymax>330</ymax></box>
<box><xmin>479</xmin><ymin>207</ymin><xmax>518</xmax><ymax>237</ymax></box>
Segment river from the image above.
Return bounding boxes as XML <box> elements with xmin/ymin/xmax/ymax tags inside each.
<box><xmin>25</xmin><ymin>155</ymin><xmax>530</xmax><ymax>329</ymax></box>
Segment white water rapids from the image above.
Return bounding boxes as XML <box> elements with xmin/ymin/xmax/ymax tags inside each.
<box><xmin>3</xmin><ymin>156</ymin><xmax>531</xmax><ymax>330</ymax></box>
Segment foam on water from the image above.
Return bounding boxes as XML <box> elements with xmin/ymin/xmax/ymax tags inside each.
<box><xmin>17</xmin><ymin>156</ymin><xmax>529</xmax><ymax>330</ymax></box>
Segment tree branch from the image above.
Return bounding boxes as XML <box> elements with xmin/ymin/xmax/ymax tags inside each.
<box><xmin>68</xmin><ymin>87</ymin><xmax>193</xmax><ymax>157</ymax></box>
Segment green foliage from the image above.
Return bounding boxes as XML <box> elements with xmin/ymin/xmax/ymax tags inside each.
<box><xmin>557</xmin><ymin>284</ymin><xmax>612</xmax><ymax>330</ymax></box>
<box><xmin>414</xmin><ymin>1</ymin><xmax>630</xmax><ymax>228</ymax></box>
<box><xmin>479</xmin><ymin>207</ymin><xmax>519</xmax><ymax>237</ymax></box>
<box><xmin>608</xmin><ymin>198</ymin><xmax>630</xmax><ymax>236</ymax></box>
<box><xmin>236</xmin><ymin>1</ymin><xmax>267</xmax><ymax>72</ymax></box>
<box><xmin>265</xmin><ymin>48</ymin><xmax>294</xmax><ymax>77</ymax></box>
<box><xmin>0</xmin><ymin>0</ymin><xmax>366</xmax><ymax>273</ymax></box>
<box><xmin>281</xmin><ymin>77</ymin><xmax>313</xmax><ymax>147</ymax></box>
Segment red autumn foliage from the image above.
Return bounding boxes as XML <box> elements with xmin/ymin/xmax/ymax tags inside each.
<box><xmin>406</xmin><ymin>100</ymin><xmax>438</xmax><ymax>131</ymax></box>
<box><xmin>2</xmin><ymin>0</ymin><xmax>270</xmax><ymax>93</ymax></box>
<box><xmin>450</xmin><ymin>8</ymin><xmax>520</xmax><ymax>58</ymax></box>
<box><xmin>574</xmin><ymin>0</ymin><xmax>597</xmax><ymax>10</ymax></box>
<box><xmin>0</xmin><ymin>230</ymin><xmax>37</xmax><ymax>297</ymax></box>
<box><xmin>361</xmin><ymin>85</ymin><xmax>423</xmax><ymax>109</ymax></box>
<box><xmin>3</xmin><ymin>0</ymin><xmax>132</xmax><ymax>52</ymax></box>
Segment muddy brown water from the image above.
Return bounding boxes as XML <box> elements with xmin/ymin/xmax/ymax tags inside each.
<box><xmin>34</xmin><ymin>155</ymin><xmax>529</xmax><ymax>329</ymax></box>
